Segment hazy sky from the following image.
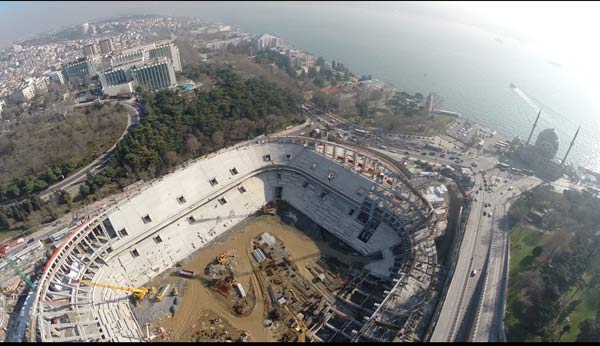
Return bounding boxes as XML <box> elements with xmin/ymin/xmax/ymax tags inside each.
<box><xmin>0</xmin><ymin>1</ymin><xmax>598</xmax><ymax>101</ymax></box>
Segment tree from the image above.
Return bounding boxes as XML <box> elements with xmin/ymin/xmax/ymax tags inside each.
<box><xmin>79</xmin><ymin>184</ymin><xmax>91</xmax><ymax>197</ymax></box>
<box><xmin>357</xmin><ymin>100</ymin><xmax>370</xmax><ymax>117</ymax></box>
<box><xmin>185</xmin><ymin>134</ymin><xmax>200</xmax><ymax>156</ymax></box>
<box><xmin>211</xmin><ymin>131</ymin><xmax>225</xmax><ymax>149</ymax></box>
<box><xmin>313</xmin><ymin>77</ymin><xmax>325</xmax><ymax>88</ymax></box>
<box><xmin>165</xmin><ymin>151</ymin><xmax>179</xmax><ymax>167</ymax></box>
<box><xmin>316</xmin><ymin>56</ymin><xmax>325</xmax><ymax>66</ymax></box>
<box><xmin>577</xmin><ymin>319</ymin><xmax>600</xmax><ymax>342</ymax></box>
<box><xmin>6</xmin><ymin>184</ymin><xmax>20</xmax><ymax>199</ymax></box>
<box><xmin>57</xmin><ymin>190</ymin><xmax>71</xmax><ymax>206</ymax></box>
<box><xmin>0</xmin><ymin>211</ymin><xmax>11</xmax><ymax>231</ymax></box>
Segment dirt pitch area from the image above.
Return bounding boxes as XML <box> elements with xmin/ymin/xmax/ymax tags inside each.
<box><xmin>144</xmin><ymin>209</ymin><xmax>372</xmax><ymax>342</ymax></box>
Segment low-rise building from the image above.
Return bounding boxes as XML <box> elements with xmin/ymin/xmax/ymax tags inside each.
<box><xmin>102</xmin><ymin>81</ymin><xmax>136</xmax><ymax>97</ymax></box>
<box><xmin>254</xmin><ymin>33</ymin><xmax>283</xmax><ymax>51</ymax></box>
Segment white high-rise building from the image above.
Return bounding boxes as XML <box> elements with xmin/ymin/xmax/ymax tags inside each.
<box><xmin>130</xmin><ymin>59</ymin><xmax>176</xmax><ymax>91</ymax></box>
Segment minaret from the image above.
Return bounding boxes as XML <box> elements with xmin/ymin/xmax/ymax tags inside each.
<box><xmin>526</xmin><ymin>108</ymin><xmax>542</xmax><ymax>146</ymax></box>
<box><xmin>562</xmin><ymin>124</ymin><xmax>581</xmax><ymax>166</ymax></box>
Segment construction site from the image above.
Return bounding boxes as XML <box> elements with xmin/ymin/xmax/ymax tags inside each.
<box><xmin>25</xmin><ymin>137</ymin><xmax>447</xmax><ymax>342</ymax></box>
<box><xmin>120</xmin><ymin>200</ymin><xmax>378</xmax><ymax>342</ymax></box>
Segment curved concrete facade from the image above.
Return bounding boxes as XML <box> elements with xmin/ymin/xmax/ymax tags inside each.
<box><xmin>28</xmin><ymin>136</ymin><xmax>432</xmax><ymax>342</ymax></box>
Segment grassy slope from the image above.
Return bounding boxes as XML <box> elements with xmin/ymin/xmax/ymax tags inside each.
<box><xmin>0</xmin><ymin>104</ymin><xmax>128</xmax><ymax>184</ymax></box>
<box><xmin>506</xmin><ymin>226</ymin><xmax>548</xmax><ymax>341</ymax></box>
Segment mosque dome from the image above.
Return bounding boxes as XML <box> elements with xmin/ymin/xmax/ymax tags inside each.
<box><xmin>535</xmin><ymin>128</ymin><xmax>559</xmax><ymax>159</ymax></box>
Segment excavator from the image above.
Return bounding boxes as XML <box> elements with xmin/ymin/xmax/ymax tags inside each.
<box><xmin>77</xmin><ymin>280</ymin><xmax>156</xmax><ymax>306</ymax></box>
<box><xmin>217</xmin><ymin>250</ymin><xmax>237</xmax><ymax>264</ymax></box>
<box><xmin>283</xmin><ymin>303</ymin><xmax>310</xmax><ymax>342</ymax></box>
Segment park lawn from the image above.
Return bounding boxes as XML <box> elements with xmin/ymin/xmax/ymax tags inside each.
<box><xmin>509</xmin><ymin>226</ymin><xmax>548</xmax><ymax>277</ymax></box>
<box><xmin>557</xmin><ymin>284</ymin><xmax>600</xmax><ymax>341</ymax></box>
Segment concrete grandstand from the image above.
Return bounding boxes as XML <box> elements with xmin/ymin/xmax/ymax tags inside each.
<box><xmin>27</xmin><ymin>136</ymin><xmax>435</xmax><ymax>342</ymax></box>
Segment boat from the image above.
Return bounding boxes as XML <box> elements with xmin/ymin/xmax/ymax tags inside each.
<box><xmin>509</xmin><ymin>82</ymin><xmax>517</xmax><ymax>89</ymax></box>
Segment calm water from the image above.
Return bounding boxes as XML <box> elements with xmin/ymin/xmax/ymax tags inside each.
<box><xmin>189</xmin><ymin>2</ymin><xmax>600</xmax><ymax>171</ymax></box>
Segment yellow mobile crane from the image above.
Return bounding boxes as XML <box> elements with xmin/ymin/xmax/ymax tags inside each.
<box><xmin>77</xmin><ymin>280</ymin><xmax>157</xmax><ymax>305</ymax></box>
<box><xmin>155</xmin><ymin>283</ymin><xmax>171</xmax><ymax>302</ymax></box>
<box><xmin>283</xmin><ymin>304</ymin><xmax>310</xmax><ymax>342</ymax></box>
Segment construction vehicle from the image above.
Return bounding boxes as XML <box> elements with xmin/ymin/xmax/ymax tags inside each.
<box><xmin>283</xmin><ymin>303</ymin><xmax>310</xmax><ymax>342</ymax></box>
<box><xmin>77</xmin><ymin>280</ymin><xmax>156</xmax><ymax>304</ymax></box>
<box><xmin>156</xmin><ymin>284</ymin><xmax>171</xmax><ymax>302</ymax></box>
<box><xmin>260</xmin><ymin>205</ymin><xmax>276</xmax><ymax>215</ymax></box>
<box><xmin>213</xmin><ymin>270</ymin><xmax>236</xmax><ymax>297</ymax></box>
<box><xmin>177</xmin><ymin>269</ymin><xmax>194</xmax><ymax>278</ymax></box>
<box><xmin>217</xmin><ymin>250</ymin><xmax>236</xmax><ymax>264</ymax></box>
<box><xmin>0</xmin><ymin>246</ymin><xmax>35</xmax><ymax>290</ymax></box>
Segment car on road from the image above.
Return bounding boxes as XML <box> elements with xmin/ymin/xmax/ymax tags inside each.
<box><xmin>488</xmin><ymin>213</ymin><xmax>492</xmax><ymax>218</ymax></box>
<box><xmin>27</xmin><ymin>238</ymin><xmax>35</xmax><ymax>244</ymax></box>
<box><xmin>483</xmin><ymin>211</ymin><xmax>487</xmax><ymax>216</ymax></box>
<box><xmin>471</xmin><ymin>162</ymin><xmax>478</xmax><ymax>167</ymax></box>
<box><xmin>421</xmin><ymin>152</ymin><xmax>428</xmax><ymax>156</ymax></box>
<box><xmin>508</xmin><ymin>186</ymin><xmax>514</xmax><ymax>190</ymax></box>
<box><xmin>471</xmin><ymin>269</ymin><xmax>477</xmax><ymax>277</ymax></box>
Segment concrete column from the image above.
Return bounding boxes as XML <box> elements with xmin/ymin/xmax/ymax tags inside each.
<box><xmin>332</xmin><ymin>145</ymin><xmax>337</xmax><ymax>162</ymax></box>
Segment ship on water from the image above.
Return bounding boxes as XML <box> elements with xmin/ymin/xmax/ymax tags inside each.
<box><xmin>510</xmin><ymin>82</ymin><xmax>517</xmax><ymax>89</ymax></box>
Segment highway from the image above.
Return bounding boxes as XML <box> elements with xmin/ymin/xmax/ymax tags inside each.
<box><xmin>470</xmin><ymin>179</ymin><xmax>541</xmax><ymax>341</ymax></box>
<box><xmin>430</xmin><ymin>171</ymin><xmax>541</xmax><ymax>342</ymax></box>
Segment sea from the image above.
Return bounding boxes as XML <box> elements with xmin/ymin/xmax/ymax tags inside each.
<box><xmin>186</xmin><ymin>2</ymin><xmax>600</xmax><ymax>171</ymax></box>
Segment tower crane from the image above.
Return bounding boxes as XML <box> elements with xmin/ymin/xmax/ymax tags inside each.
<box><xmin>77</xmin><ymin>280</ymin><xmax>156</xmax><ymax>303</ymax></box>
<box><xmin>0</xmin><ymin>246</ymin><xmax>35</xmax><ymax>290</ymax></box>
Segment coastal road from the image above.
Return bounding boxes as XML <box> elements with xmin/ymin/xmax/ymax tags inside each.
<box><xmin>431</xmin><ymin>173</ymin><xmax>541</xmax><ymax>342</ymax></box>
